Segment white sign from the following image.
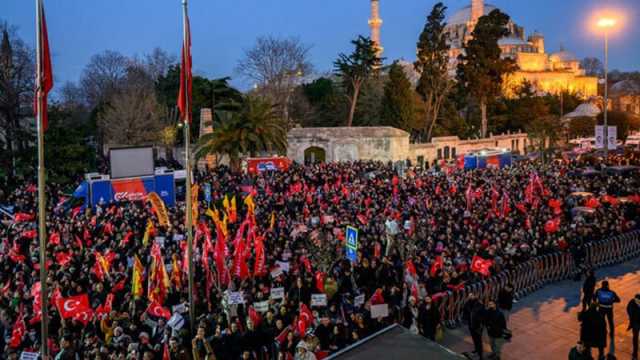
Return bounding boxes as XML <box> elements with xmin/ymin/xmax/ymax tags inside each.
<box><xmin>595</xmin><ymin>126</ymin><xmax>605</xmax><ymax>149</ymax></box>
<box><xmin>270</xmin><ymin>267</ymin><xmax>284</xmax><ymax>278</ymax></box>
<box><xmin>155</xmin><ymin>236</ymin><xmax>165</xmax><ymax>247</ymax></box>
<box><xmin>20</xmin><ymin>352</ymin><xmax>39</xmax><ymax>360</ymax></box>
<box><xmin>370</xmin><ymin>304</ymin><xmax>389</xmax><ymax>319</ymax></box>
<box><xmin>275</xmin><ymin>261</ymin><xmax>290</xmax><ymax>273</ymax></box>
<box><xmin>608</xmin><ymin>126</ymin><xmax>617</xmax><ymax>150</ymax></box>
<box><xmin>254</xmin><ymin>300</ymin><xmax>270</xmax><ymax>313</ymax></box>
<box><xmin>270</xmin><ymin>287</ymin><xmax>285</xmax><ymax>300</ymax></box>
<box><xmin>354</xmin><ymin>294</ymin><xmax>365</xmax><ymax>307</ymax></box>
<box><xmin>167</xmin><ymin>313</ymin><xmax>184</xmax><ymax>330</ymax></box>
<box><xmin>172</xmin><ymin>303</ymin><xmax>187</xmax><ymax>314</ymax></box>
<box><xmin>311</xmin><ymin>294</ymin><xmax>328</xmax><ymax>307</ymax></box>
<box><xmin>228</xmin><ymin>291</ymin><xmax>245</xmax><ymax>305</ymax></box>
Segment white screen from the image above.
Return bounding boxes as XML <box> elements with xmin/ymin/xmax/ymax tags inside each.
<box><xmin>110</xmin><ymin>147</ymin><xmax>154</xmax><ymax>179</ymax></box>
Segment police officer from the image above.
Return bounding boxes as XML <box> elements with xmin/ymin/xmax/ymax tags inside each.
<box><xmin>595</xmin><ymin>280</ymin><xmax>621</xmax><ymax>337</ymax></box>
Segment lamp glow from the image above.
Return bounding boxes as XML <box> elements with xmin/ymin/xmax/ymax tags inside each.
<box><xmin>597</xmin><ymin>18</ymin><xmax>617</xmax><ymax>29</ymax></box>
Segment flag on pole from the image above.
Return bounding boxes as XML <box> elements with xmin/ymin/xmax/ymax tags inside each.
<box><xmin>177</xmin><ymin>9</ymin><xmax>192</xmax><ymax>123</ymax></box>
<box><xmin>35</xmin><ymin>0</ymin><xmax>53</xmax><ymax>130</ymax></box>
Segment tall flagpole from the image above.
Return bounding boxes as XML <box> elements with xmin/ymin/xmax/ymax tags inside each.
<box><xmin>182</xmin><ymin>0</ymin><xmax>195</xmax><ymax>335</ymax></box>
<box><xmin>35</xmin><ymin>0</ymin><xmax>49</xmax><ymax>358</ymax></box>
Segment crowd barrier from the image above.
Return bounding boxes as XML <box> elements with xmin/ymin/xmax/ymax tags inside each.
<box><xmin>441</xmin><ymin>230</ymin><xmax>640</xmax><ymax>328</ymax></box>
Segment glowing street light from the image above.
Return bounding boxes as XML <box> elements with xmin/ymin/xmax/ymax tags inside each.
<box><xmin>596</xmin><ymin>15</ymin><xmax>618</xmax><ymax>156</ymax></box>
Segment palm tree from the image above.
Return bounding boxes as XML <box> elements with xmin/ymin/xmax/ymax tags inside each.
<box><xmin>196</xmin><ymin>94</ymin><xmax>288</xmax><ymax>171</ymax></box>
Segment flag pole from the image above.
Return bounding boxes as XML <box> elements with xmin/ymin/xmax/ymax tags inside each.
<box><xmin>182</xmin><ymin>0</ymin><xmax>195</xmax><ymax>336</ymax></box>
<box><xmin>35</xmin><ymin>0</ymin><xmax>49</xmax><ymax>357</ymax></box>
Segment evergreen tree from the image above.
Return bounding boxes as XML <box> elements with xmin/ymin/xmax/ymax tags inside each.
<box><xmin>380</xmin><ymin>61</ymin><xmax>416</xmax><ymax>131</ymax></box>
<box><xmin>414</xmin><ymin>2</ymin><xmax>453</xmax><ymax>142</ymax></box>
<box><xmin>334</xmin><ymin>36</ymin><xmax>382</xmax><ymax>127</ymax></box>
<box><xmin>456</xmin><ymin>9</ymin><xmax>516</xmax><ymax>138</ymax></box>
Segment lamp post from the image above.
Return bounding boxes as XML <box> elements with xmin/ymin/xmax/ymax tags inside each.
<box><xmin>597</xmin><ymin>17</ymin><xmax>616</xmax><ymax>157</ymax></box>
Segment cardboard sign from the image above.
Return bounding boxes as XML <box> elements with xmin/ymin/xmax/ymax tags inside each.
<box><xmin>270</xmin><ymin>287</ymin><xmax>285</xmax><ymax>300</ymax></box>
<box><xmin>254</xmin><ymin>300</ymin><xmax>269</xmax><ymax>313</ymax></box>
<box><xmin>311</xmin><ymin>294</ymin><xmax>328</xmax><ymax>307</ymax></box>
<box><xmin>354</xmin><ymin>294</ymin><xmax>365</xmax><ymax>307</ymax></box>
<box><xmin>370</xmin><ymin>304</ymin><xmax>389</xmax><ymax>319</ymax></box>
<box><xmin>228</xmin><ymin>291</ymin><xmax>245</xmax><ymax>305</ymax></box>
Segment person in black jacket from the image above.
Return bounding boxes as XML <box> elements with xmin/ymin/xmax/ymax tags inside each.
<box><xmin>627</xmin><ymin>294</ymin><xmax>640</xmax><ymax>360</ymax></box>
<box><xmin>582</xmin><ymin>270</ymin><xmax>596</xmax><ymax>311</ymax></box>
<box><xmin>419</xmin><ymin>296</ymin><xmax>440</xmax><ymax>341</ymax></box>
<box><xmin>595</xmin><ymin>280</ymin><xmax>621</xmax><ymax>338</ymax></box>
<box><xmin>463</xmin><ymin>293</ymin><xmax>486</xmax><ymax>359</ymax></box>
<box><xmin>578</xmin><ymin>302</ymin><xmax>606</xmax><ymax>359</ymax></box>
<box><xmin>497</xmin><ymin>283</ymin><xmax>514</xmax><ymax>332</ymax></box>
<box><xmin>485</xmin><ymin>300</ymin><xmax>507</xmax><ymax>360</ymax></box>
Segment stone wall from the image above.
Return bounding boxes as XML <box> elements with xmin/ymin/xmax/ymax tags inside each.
<box><xmin>287</xmin><ymin>126</ymin><xmax>529</xmax><ymax>165</ymax></box>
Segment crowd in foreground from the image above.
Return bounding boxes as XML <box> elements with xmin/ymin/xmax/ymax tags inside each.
<box><xmin>0</xmin><ymin>154</ymin><xmax>639</xmax><ymax>360</ymax></box>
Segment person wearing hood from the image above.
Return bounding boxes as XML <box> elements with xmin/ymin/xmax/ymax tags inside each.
<box><xmin>295</xmin><ymin>340</ymin><xmax>317</xmax><ymax>360</ymax></box>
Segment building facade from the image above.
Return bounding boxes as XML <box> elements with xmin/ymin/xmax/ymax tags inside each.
<box><xmin>444</xmin><ymin>0</ymin><xmax>598</xmax><ymax>98</ymax></box>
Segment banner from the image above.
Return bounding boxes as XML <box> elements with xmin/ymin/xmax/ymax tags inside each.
<box><xmin>608</xmin><ymin>126</ymin><xmax>617</xmax><ymax>150</ymax></box>
<box><xmin>595</xmin><ymin>126</ymin><xmax>604</xmax><ymax>149</ymax></box>
<box><xmin>370</xmin><ymin>304</ymin><xmax>389</xmax><ymax>319</ymax></box>
<box><xmin>270</xmin><ymin>287</ymin><xmax>285</xmax><ymax>300</ymax></box>
<box><xmin>311</xmin><ymin>294</ymin><xmax>327</xmax><ymax>307</ymax></box>
<box><xmin>147</xmin><ymin>192</ymin><xmax>169</xmax><ymax>227</ymax></box>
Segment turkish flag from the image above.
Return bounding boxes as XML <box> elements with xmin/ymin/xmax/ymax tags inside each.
<box><xmin>146</xmin><ymin>301</ymin><xmax>171</xmax><ymax>320</ymax></box>
<box><xmin>299</xmin><ymin>303</ymin><xmax>314</xmax><ymax>326</ymax></box>
<box><xmin>14</xmin><ymin>213</ymin><xmax>34</xmax><ymax>223</ymax></box>
<box><xmin>55</xmin><ymin>251</ymin><xmax>72</xmax><ymax>267</ymax></box>
<box><xmin>177</xmin><ymin>11</ymin><xmax>192</xmax><ymax>122</ymax></box>
<box><xmin>49</xmin><ymin>231</ymin><xmax>60</xmax><ymax>245</ymax></box>
<box><xmin>56</xmin><ymin>294</ymin><xmax>90</xmax><ymax>319</ymax></box>
<box><xmin>9</xmin><ymin>311</ymin><xmax>25</xmax><ymax>348</ymax></box>
<box><xmin>35</xmin><ymin>0</ymin><xmax>54</xmax><ymax>130</ymax></box>
<box><xmin>370</xmin><ymin>288</ymin><xmax>385</xmax><ymax>305</ymax></box>
<box><xmin>471</xmin><ymin>256</ymin><xmax>493</xmax><ymax>277</ymax></box>
<box><xmin>430</xmin><ymin>256</ymin><xmax>443</xmax><ymax>277</ymax></box>
<box><xmin>72</xmin><ymin>308</ymin><xmax>94</xmax><ymax>325</ymax></box>
<box><xmin>405</xmin><ymin>260</ymin><xmax>417</xmax><ymax>279</ymax></box>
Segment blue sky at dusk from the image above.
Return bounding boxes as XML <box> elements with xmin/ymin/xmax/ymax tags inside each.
<box><xmin>3</xmin><ymin>0</ymin><xmax>639</xmax><ymax>91</ymax></box>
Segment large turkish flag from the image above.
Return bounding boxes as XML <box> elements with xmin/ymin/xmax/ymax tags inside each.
<box><xmin>56</xmin><ymin>294</ymin><xmax>90</xmax><ymax>319</ymax></box>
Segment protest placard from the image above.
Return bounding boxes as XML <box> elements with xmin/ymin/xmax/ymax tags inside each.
<box><xmin>270</xmin><ymin>287</ymin><xmax>285</xmax><ymax>300</ymax></box>
<box><xmin>311</xmin><ymin>294</ymin><xmax>327</xmax><ymax>307</ymax></box>
<box><xmin>370</xmin><ymin>304</ymin><xmax>389</xmax><ymax>319</ymax></box>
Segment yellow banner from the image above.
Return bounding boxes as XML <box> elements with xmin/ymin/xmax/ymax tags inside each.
<box><xmin>147</xmin><ymin>192</ymin><xmax>169</xmax><ymax>227</ymax></box>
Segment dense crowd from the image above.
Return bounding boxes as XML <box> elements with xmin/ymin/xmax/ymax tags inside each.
<box><xmin>0</xmin><ymin>156</ymin><xmax>639</xmax><ymax>360</ymax></box>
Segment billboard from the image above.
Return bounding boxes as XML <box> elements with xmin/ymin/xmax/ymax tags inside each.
<box><xmin>246</xmin><ymin>157</ymin><xmax>291</xmax><ymax>174</ymax></box>
<box><xmin>89</xmin><ymin>175</ymin><xmax>175</xmax><ymax>207</ymax></box>
<box><xmin>109</xmin><ymin>147</ymin><xmax>154</xmax><ymax>179</ymax></box>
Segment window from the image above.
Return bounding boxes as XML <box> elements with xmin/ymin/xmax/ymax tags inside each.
<box><xmin>444</xmin><ymin>146</ymin><xmax>450</xmax><ymax>159</ymax></box>
<box><xmin>437</xmin><ymin>149</ymin><xmax>442</xmax><ymax>160</ymax></box>
<box><xmin>417</xmin><ymin>156</ymin><xmax>425</xmax><ymax>169</ymax></box>
<box><xmin>452</xmin><ymin>147</ymin><xmax>457</xmax><ymax>158</ymax></box>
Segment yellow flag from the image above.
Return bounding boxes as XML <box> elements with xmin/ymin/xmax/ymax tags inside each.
<box><xmin>132</xmin><ymin>255</ymin><xmax>144</xmax><ymax>299</ymax></box>
<box><xmin>221</xmin><ymin>213</ymin><xmax>228</xmax><ymax>236</ymax></box>
<box><xmin>191</xmin><ymin>184</ymin><xmax>200</xmax><ymax>221</ymax></box>
<box><xmin>142</xmin><ymin>220</ymin><xmax>154</xmax><ymax>246</ymax></box>
<box><xmin>223</xmin><ymin>195</ymin><xmax>230</xmax><ymax>212</ymax></box>
<box><xmin>269</xmin><ymin>211</ymin><xmax>276</xmax><ymax>230</ymax></box>
<box><xmin>244</xmin><ymin>194</ymin><xmax>255</xmax><ymax>218</ymax></box>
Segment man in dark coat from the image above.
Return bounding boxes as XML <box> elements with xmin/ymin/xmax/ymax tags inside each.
<box><xmin>595</xmin><ymin>280</ymin><xmax>621</xmax><ymax>338</ymax></box>
<box><xmin>578</xmin><ymin>302</ymin><xmax>606</xmax><ymax>359</ymax></box>
<box><xmin>582</xmin><ymin>270</ymin><xmax>596</xmax><ymax>311</ymax></box>
<box><xmin>485</xmin><ymin>300</ymin><xmax>507</xmax><ymax>360</ymax></box>
<box><xmin>418</xmin><ymin>296</ymin><xmax>440</xmax><ymax>341</ymax></box>
<box><xmin>463</xmin><ymin>294</ymin><xmax>486</xmax><ymax>359</ymax></box>
<box><xmin>497</xmin><ymin>283</ymin><xmax>514</xmax><ymax>332</ymax></box>
<box><xmin>627</xmin><ymin>294</ymin><xmax>640</xmax><ymax>360</ymax></box>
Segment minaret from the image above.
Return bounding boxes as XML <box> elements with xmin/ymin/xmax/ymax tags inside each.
<box><xmin>368</xmin><ymin>0</ymin><xmax>383</xmax><ymax>58</ymax></box>
<box><xmin>470</xmin><ymin>0</ymin><xmax>485</xmax><ymax>25</ymax></box>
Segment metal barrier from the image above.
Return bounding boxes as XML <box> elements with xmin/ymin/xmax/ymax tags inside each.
<box><xmin>443</xmin><ymin>231</ymin><xmax>640</xmax><ymax>325</ymax></box>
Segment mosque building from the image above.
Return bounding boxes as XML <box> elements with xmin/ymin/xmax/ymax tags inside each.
<box><xmin>370</xmin><ymin>0</ymin><xmax>599</xmax><ymax>99</ymax></box>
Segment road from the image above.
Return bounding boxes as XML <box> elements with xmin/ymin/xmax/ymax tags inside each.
<box><xmin>441</xmin><ymin>257</ymin><xmax>640</xmax><ymax>359</ymax></box>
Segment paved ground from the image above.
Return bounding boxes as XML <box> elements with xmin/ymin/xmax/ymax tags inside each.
<box><xmin>441</xmin><ymin>258</ymin><xmax>640</xmax><ymax>360</ymax></box>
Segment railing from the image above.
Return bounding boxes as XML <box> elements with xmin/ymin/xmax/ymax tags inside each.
<box><xmin>439</xmin><ymin>230</ymin><xmax>640</xmax><ymax>328</ymax></box>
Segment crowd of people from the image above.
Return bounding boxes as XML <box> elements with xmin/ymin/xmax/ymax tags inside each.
<box><xmin>0</xmin><ymin>155</ymin><xmax>639</xmax><ymax>360</ymax></box>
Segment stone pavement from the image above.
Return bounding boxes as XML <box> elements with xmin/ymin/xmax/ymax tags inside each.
<box><xmin>441</xmin><ymin>258</ymin><xmax>640</xmax><ymax>360</ymax></box>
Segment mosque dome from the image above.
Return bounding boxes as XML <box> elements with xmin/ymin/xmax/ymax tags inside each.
<box><xmin>447</xmin><ymin>4</ymin><xmax>499</xmax><ymax>26</ymax></box>
<box><xmin>550</xmin><ymin>50</ymin><xmax>578</xmax><ymax>63</ymax></box>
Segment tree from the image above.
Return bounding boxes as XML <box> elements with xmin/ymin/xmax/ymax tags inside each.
<box><xmin>196</xmin><ymin>94</ymin><xmax>287</xmax><ymax>171</ymax></box>
<box><xmin>236</xmin><ymin>36</ymin><xmax>313</xmax><ymax>124</ymax></box>
<box><xmin>597</xmin><ymin>111</ymin><xmax>640</xmax><ymax>141</ymax></box>
<box><xmin>380</xmin><ymin>61</ymin><xmax>416</xmax><ymax>131</ymax></box>
<box><xmin>98</xmin><ymin>73</ymin><xmax>167</xmax><ymax>146</ymax></box>
<box><xmin>414</xmin><ymin>2</ymin><xmax>454</xmax><ymax>142</ymax></box>
<box><xmin>526</xmin><ymin>115</ymin><xmax>562</xmax><ymax>160</ymax></box>
<box><xmin>334</xmin><ymin>36</ymin><xmax>382</xmax><ymax>127</ymax></box>
<box><xmin>456</xmin><ymin>9</ymin><xmax>517</xmax><ymax>138</ymax></box>
<box><xmin>568</xmin><ymin>116</ymin><xmax>596</xmax><ymax>139</ymax></box>
<box><xmin>0</xmin><ymin>24</ymin><xmax>35</xmax><ymax>181</ymax></box>
<box><xmin>298</xmin><ymin>77</ymin><xmax>347</xmax><ymax>127</ymax></box>
<box><xmin>353</xmin><ymin>76</ymin><xmax>385</xmax><ymax>126</ymax></box>
<box><xmin>581</xmin><ymin>57</ymin><xmax>604</xmax><ymax>78</ymax></box>
<box><xmin>79</xmin><ymin>50</ymin><xmax>130</xmax><ymax>107</ymax></box>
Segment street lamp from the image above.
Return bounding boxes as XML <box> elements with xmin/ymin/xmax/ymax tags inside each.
<box><xmin>597</xmin><ymin>17</ymin><xmax>616</xmax><ymax>157</ymax></box>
